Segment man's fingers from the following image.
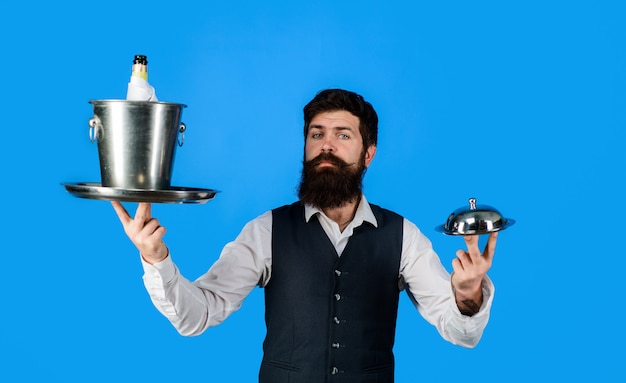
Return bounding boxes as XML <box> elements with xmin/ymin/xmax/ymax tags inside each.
<box><xmin>451</xmin><ymin>258</ymin><xmax>463</xmax><ymax>274</ymax></box>
<box><xmin>464</xmin><ymin>233</ymin><xmax>498</xmax><ymax>262</ymax></box>
<box><xmin>463</xmin><ymin>234</ymin><xmax>478</xmax><ymax>247</ymax></box>
<box><xmin>142</xmin><ymin>218</ymin><xmax>164</xmax><ymax>236</ymax></box>
<box><xmin>111</xmin><ymin>201</ymin><xmax>132</xmax><ymax>225</ymax></box>
<box><xmin>482</xmin><ymin>232</ymin><xmax>498</xmax><ymax>261</ymax></box>
<box><xmin>464</xmin><ymin>235</ymin><xmax>481</xmax><ymax>260</ymax></box>
<box><xmin>127</xmin><ymin>202</ymin><xmax>152</xmax><ymax>232</ymax></box>
<box><xmin>135</xmin><ymin>202</ymin><xmax>152</xmax><ymax>222</ymax></box>
<box><xmin>455</xmin><ymin>249</ymin><xmax>470</xmax><ymax>268</ymax></box>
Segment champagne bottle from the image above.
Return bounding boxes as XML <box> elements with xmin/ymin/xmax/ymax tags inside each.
<box><xmin>131</xmin><ymin>55</ymin><xmax>149</xmax><ymax>81</ymax></box>
<box><xmin>126</xmin><ymin>54</ymin><xmax>158</xmax><ymax>101</ymax></box>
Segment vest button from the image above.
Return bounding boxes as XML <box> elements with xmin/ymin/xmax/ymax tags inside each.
<box><xmin>334</xmin><ymin>293</ymin><xmax>341</xmax><ymax>301</ymax></box>
<box><xmin>334</xmin><ymin>269</ymin><xmax>342</xmax><ymax>276</ymax></box>
<box><xmin>332</xmin><ymin>342</ymin><xmax>340</xmax><ymax>348</ymax></box>
<box><xmin>331</xmin><ymin>367</ymin><xmax>339</xmax><ymax>375</ymax></box>
<box><xmin>333</xmin><ymin>316</ymin><xmax>341</xmax><ymax>324</ymax></box>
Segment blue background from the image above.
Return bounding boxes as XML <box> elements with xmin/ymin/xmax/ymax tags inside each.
<box><xmin>1</xmin><ymin>1</ymin><xmax>624</xmax><ymax>381</ymax></box>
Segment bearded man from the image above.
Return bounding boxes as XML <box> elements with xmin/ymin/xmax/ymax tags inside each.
<box><xmin>112</xmin><ymin>88</ymin><xmax>499</xmax><ymax>383</ymax></box>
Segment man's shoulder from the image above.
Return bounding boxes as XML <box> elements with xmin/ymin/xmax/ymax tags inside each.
<box><xmin>270</xmin><ymin>202</ymin><xmax>307</xmax><ymax>223</ymax></box>
<box><xmin>367</xmin><ymin>202</ymin><xmax>404</xmax><ymax>220</ymax></box>
<box><xmin>271</xmin><ymin>201</ymin><xmax>302</xmax><ymax>213</ymax></box>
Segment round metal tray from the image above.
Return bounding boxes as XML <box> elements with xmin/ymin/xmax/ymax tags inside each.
<box><xmin>62</xmin><ymin>182</ymin><xmax>218</xmax><ymax>204</ymax></box>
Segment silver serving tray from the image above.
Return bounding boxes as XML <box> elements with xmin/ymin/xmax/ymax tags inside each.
<box><xmin>62</xmin><ymin>182</ymin><xmax>218</xmax><ymax>204</ymax></box>
<box><xmin>435</xmin><ymin>197</ymin><xmax>515</xmax><ymax>236</ymax></box>
<box><xmin>436</xmin><ymin>219</ymin><xmax>515</xmax><ymax>236</ymax></box>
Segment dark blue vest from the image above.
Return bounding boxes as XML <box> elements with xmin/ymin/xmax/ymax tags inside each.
<box><xmin>260</xmin><ymin>202</ymin><xmax>403</xmax><ymax>383</ymax></box>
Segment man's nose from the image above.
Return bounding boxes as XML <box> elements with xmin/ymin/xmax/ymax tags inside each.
<box><xmin>321</xmin><ymin>136</ymin><xmax>335</xmax><ymax>151</ymax></box>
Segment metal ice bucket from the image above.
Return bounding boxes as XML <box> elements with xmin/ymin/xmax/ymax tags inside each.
<box><xmin>88</xmin><ymin>100</ymin><xmax>187</xmax><ymax>190</ymax></box>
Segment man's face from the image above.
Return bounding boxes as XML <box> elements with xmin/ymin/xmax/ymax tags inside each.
<box><xmin>304</xmin><ymin>110</ymin><xmax>375</xmax><ymax>169</ymax></box>
<box><xmin>298</xmin><ymin>111</ymin><xmax>376</xmax><ymax>209</ymax></box>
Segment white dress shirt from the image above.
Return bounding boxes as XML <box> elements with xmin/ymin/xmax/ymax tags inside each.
<box><xmin>141</xmin><ymin>195</ymin><xmax>494</xmax><ymax>348</ymax></box>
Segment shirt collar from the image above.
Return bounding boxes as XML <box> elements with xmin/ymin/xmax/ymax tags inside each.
<box><xmin>304</xmin><ymin>194</ymin><xmax>378</xmax><ymax>228</ymax></box>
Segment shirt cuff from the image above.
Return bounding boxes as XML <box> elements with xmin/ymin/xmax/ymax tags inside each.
<box><xmin>450</xmin><ymin>275</ymin><xmax>495</xmax><ymax>320</ymax></box>
<box><xmin>141</xmin><ymin>253</ymin><xmax>177</xmax><ymax>284</ymax></box>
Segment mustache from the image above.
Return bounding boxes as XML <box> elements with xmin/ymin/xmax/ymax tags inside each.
<box><xmin>307</xmin><ymin>152</ymin><xmax>352</xmax><ymax>168</ymax></box>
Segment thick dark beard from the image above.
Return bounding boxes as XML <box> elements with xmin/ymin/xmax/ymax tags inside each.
<box><xmin>297</xmin><ymin>152</ymin><xmax>366</xmax><ymax>209</ymax></box>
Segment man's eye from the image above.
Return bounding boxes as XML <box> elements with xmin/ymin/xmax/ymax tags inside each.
<box><xmin>312</xmin><ymin>133</ymin><xmax>323</xmax><ymax>139</ymax></box>
<box><xmin>339</xmin><ymin>134</ymin><xmax>349</xmax><ymax>139</ymax></box>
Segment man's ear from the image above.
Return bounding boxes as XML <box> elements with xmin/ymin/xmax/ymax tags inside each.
<box><xmin>364</xmin><ymin>145</ymin><xmax>376</xmax><ymax>168</ymax></box>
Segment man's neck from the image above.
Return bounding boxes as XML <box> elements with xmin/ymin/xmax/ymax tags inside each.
<box><xmin>321</xmin><ymin>196</ymin><xmax>361</xmax><ymax>231</ymax></box>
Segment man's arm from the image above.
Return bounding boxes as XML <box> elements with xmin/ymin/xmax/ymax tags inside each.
<box><xmin>451</xmin><ymin>233</ymin><xmax>497</xmax><ymax>316</ymax></box>
<box><xmin>400</xmin><ymin>219</ymin><xmax>496</xmax><ymax>348</ymax></box>
<box><xmin>111</xmin><ymin>202</ymin><xmax>272</xmax><ymax>336</ymax></box>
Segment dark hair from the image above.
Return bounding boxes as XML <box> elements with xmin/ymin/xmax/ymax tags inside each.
<box><xmin>303</xmin><ymin>89</ymin><xmax>378</xmax><ymax>148</ymax></box>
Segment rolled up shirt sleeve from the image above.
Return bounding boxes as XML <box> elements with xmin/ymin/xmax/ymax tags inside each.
<box><xmin>400</xmin><ymin>219</ymin><xmax>495</xmax><ymax>348</ymax></box>
<box><xmin>141</xmin><ymin>211</ymin><xmax>273</xmax><ymax>336</ymax></box>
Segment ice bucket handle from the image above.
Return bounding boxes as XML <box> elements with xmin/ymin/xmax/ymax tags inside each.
<box><xmin>178</xmin><ymin>122</ymin><xmax>186</xmax><ymax>147</ymax></box>
<box><xmin>88</xmin><ymin>116</ymin><xmax>102</xmax><ymax>143</ymax></box>
<box><xmin>88</xmin><ymin>116</ymin><xmax>186</xmax><ymax>146</ymax></box>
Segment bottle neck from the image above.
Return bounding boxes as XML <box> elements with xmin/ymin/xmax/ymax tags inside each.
<box><xmin>131</xmin><ymin>63</ymin><xmax>148</xmax><ymax>80</ymax></box>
